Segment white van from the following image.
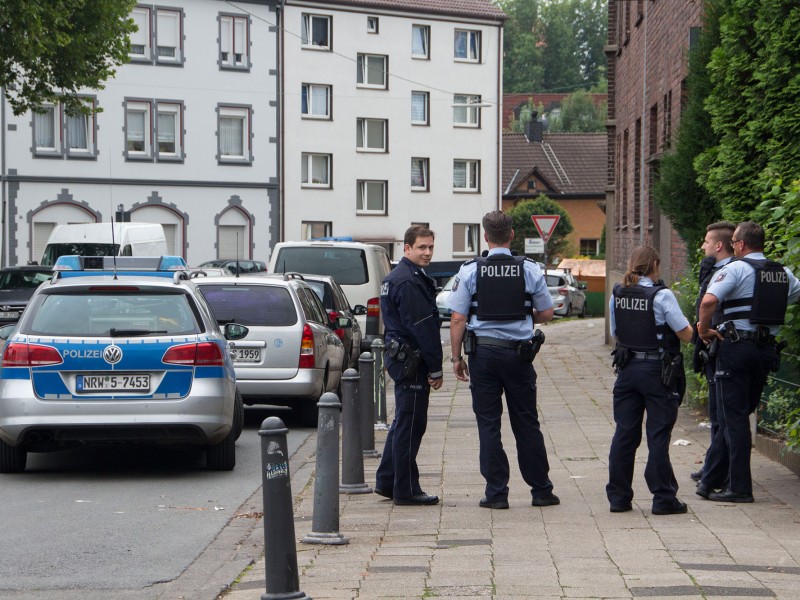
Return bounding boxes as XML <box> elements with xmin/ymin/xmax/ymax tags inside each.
<box><xmin>269</xmin><ymin>241</ymin><xmax>392</xmax><ymax>351</ymax></box>
<box><xmin>40</xmin><ymin>223</ymin><xmax>168</xmax><ymax>266</ymax></box>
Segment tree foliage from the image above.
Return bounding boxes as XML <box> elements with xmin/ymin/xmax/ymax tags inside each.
<box><xmin>507</xmin><ymin>196</ymin><xmax>574</xmax><ymax>259</ymax></box>
<box><xmin>0</xmin><ymin>0</ymin><xmax>137</xmax><ymax>115</ymax></box>
<box><xmin>549</xmin><ymin>89</ymin><xmax>607</xmax><ymax>133</ymax></box>
<box><xmin>652</xmin><ymin>0</ymin><xmax>728</xmax><ymax>250</ymax></box>
<box><xmin>697</xmin><ymin>0</ymin><xmax>800</xmax><ymax>221</ymax></box>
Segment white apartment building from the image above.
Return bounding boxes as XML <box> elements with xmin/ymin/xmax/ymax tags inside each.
<box><xmin>0</xmin><ymin>0</ymin><xmax>278</xmax><ymax>267</ymax></box>
<box><xmin>280</xmin><ymin>0</ymin><xmax>505</xmax><ymax>260</ymax></box>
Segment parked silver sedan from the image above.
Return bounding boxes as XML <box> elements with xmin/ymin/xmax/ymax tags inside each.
<box><xmin>545</xmin><ymin>268</ymin><xmax>587</xmax><ymax>317</ymax></box>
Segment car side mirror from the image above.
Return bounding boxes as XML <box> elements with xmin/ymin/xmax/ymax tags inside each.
<box><xmin>352</xmin><ymin>304</ymin><xmax>368</xmax><ymax>316</ymax></box>
<box><xmin>333</xmin><ymin>316</ymin><xmax>352</xmax><ymax>329</ymax></box>
<box><xmin>223</xmin><ymin>323</ymin><xmax>249</xmax><ymax>340</ymax></box>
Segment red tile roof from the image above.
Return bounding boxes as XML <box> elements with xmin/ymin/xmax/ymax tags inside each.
<box><xmin>293</xmin><ymin>0</ymin><xmax>506</xmax><ymax>21</ymax></box>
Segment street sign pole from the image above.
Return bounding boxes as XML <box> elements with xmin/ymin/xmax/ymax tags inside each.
<box><xmin>530</xmin><ymin>215</ymin><xmax>561</xmax><ymax>275</ymax></box>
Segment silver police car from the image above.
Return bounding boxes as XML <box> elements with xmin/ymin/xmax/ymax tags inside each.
<box><xmin>0</xmin><ymin>256</ymin><xmax>248</xmax><ymax>473</ymax></box>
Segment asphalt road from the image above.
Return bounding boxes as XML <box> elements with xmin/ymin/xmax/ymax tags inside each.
<box><xmin>0</xmin><ymin>406</ymin><xmax>315</xmax><ymax>600</ymax></box>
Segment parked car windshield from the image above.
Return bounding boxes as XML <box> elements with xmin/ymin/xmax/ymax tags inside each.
<box><xmin>198</xmin><ymin>284</ymin><xmax>298</xmax><ymax>327</ymax></box>
<box><xmin>40</xmin><ymin>243</ymin><xmax>121</xmax><ymax>266</ymax></box>
<box><xmin>273</xmin><ymin>248</ymin><xmax>368</xmax><ymax>285</ymax></box>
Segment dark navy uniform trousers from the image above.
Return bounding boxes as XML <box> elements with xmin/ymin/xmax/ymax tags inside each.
<box><xmin>701</xmin><ymin>338</ymin><xmax>775</xmax><ymax>496</ymax></box>
<box><xmin>375</xmin><ymin>368</ymin><xmax>430</xmax><ymax>499</ymax></box>
<box><xmin>468</xmin><ymin>345</ymin><xmax>553</xmax><ymax>502</ymax></box>
<box><xmin>606</xmin><ymin>357</ymin><xmax>680</xmax><ymax>510</ymax></box>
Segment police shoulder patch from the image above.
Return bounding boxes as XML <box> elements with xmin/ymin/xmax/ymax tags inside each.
<box><xmin>452</xmin><ymin>276</ymin><xmax>460</xmax><ymax>292</ymax></box>
<box><xmin>713</xmin><ymin>272</ymin><xmax>727</xmax><ymax>283</ymax></box>
<box><xmin>381</xmin><ymin>281</ymin><xmax>389</xmax><ymax>296</ymax></box>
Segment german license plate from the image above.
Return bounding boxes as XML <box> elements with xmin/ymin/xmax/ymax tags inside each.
<box><xmin>233</xmin><ymin>348</ymin><xmax>261</xmax><ymax>363</ymax></box>
<box><xmin>0</xmin><ymin>311</ymin><xmax>19</xmax><ymax>319</ymax></box>
<box><xmin>77</xmin><ymin>374</ymin><xmax>151</xmax><ymax>392</ymax></box>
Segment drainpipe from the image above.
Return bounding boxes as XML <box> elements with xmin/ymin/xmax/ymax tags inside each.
<box><xmin>639</xmin><ymin>0</ymin><xmax>648</xmax><ymax>245</ymax></box>
<box><xmin>1</xmin><ymin>89</ymin><xmax>6</xmax><ymax>268</ymax></box>
<box><xmin>277</xmin><ymin>0</ymin><xmax>285</xmax><ymax>243</ymax></box>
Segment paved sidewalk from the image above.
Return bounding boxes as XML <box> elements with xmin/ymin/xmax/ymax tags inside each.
<box><xmin>222</xmin><ymin>318</ymin><xmax>800</xmax><ymax>600</ymax></box>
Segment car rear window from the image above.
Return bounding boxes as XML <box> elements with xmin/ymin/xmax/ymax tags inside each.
<box><xmin>26</xmin><ymin>292</ymin><xmax>200</xmax><ymax>336</ymax></box>
<box><xmin>545</xmin><ymin>275</ymin><xmax>566</xmax><ymax>287</ymax></box>
<box><xmin>305</xmin><ymin>280</ymin><xmax>335</xmax><ymax>310</ymax></box>
<box><xmin>273</xmin><ymin>248</ymin><xmax>368</xmax><ymax>285</ymax></box>
<box><xmin>0</xmin><ymin>270</ymin><xmax>52</xmax><ymax>289</ymax></box>
<box><xmin>198</xmin><ymin>284</ymin><xmax>298</xmax><ymax>327</ymax></box>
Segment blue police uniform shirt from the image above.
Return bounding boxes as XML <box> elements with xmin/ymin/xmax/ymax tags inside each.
<box><xmin>608</xmin><ymin>276</ymin><xmax>690</xmax><ymax>338</ymax></box>
<box><xmin>705</xmin><ymin>252</ymin><xmax>800</xmax><ymax>335</ymax></box>
<box><xmin>447</xmin><ymin>248</ymin><xmax>553</xmax><ymax>340</ymax></box>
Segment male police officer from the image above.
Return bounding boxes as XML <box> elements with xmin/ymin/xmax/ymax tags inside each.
<box><xmin>691</xmin><ymin>221</ymin><xmax>736</xmax><ymax>482</ymax></box>
<box><xmin>697</xmin><ymin>221</ymin><xmax>800</xmax><ymax>502</ymax></box>
<box><xmin>448</xmin><ymin>210</ymin><xmax>557</xmax><ymax>509</ymax></box>
<box><xmin>375</xmin><ymin>225</ymin><xmax>443</xmax><ymax>506</ymax></box>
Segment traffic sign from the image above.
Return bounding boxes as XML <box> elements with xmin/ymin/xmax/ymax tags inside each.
<box><xmin>531</xmin><ymin>215</ymin><xmax>560</xmax><ymax>243</ymax></box>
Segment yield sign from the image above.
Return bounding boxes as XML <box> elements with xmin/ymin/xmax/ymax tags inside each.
<box><xmin>531</xmin><ymin>215</ymin><xmax>560</xmax><ymax>243</ymax></box>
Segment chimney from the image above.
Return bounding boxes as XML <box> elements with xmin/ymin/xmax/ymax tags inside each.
<box><xmin>525</xmin><ymin>119</ymin><xmax>543</xmax><ymax>143</ymax></box>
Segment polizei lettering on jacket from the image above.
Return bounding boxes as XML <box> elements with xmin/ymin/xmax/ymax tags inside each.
<box><xmin>760</xmin><ymin>270</ymin><xmax>788</xmax><ymax>284</ymax></box>
<box><xmin>479</xmin><ymin>264</ymin><xmax>521</xmax><ymax>278</ymax></box>
<box><xmin>614</xmin><ymin>296</ymin><xmax>649</xmax><ymax>311</ymax></box>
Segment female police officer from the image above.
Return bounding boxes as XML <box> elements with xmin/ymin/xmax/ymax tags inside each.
<box><xmin>607</xmin><ymin>245</ymin><xmax>693</xmax><ymax>515</ymax></box>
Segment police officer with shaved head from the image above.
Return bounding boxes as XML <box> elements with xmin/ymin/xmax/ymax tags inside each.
<box><xmin>448</xmin><ymin>210</ymin><xmax>558</xmax><ymax>510</ymax></box>
<box><xmin>696</xmin><ymin>221</ymin><xmax>800</xmax><ymax>503</ymax></box>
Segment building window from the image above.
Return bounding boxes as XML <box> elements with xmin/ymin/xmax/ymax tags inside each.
<box><xmin>220</xmin><ymin>14</ymin><xmax>250</xmax><ymax>69</ymax></box>
<box><xmin>125</xmin><ymin>100</ymin><xmax>152</xmax><ymax>158</ymax></box>
<box><xmin>302</xmin><ymin>221</ymin><xmax>332</xmax><ymax>240</ymax></box>
<box><xmin>125</xmin><ymin>99</ymin><xmax>183</xmax><ymax>161</ymax></box>
<box><xmin>411</xmin><ymin>157</ymin><xmax>429</xmax><ymax>191</ymax></box>
<box><xmin>356</xmin><ymin>180</ymin><xmax>387</xmax><ymax>214</ymax></box>
<box><xmin>453</xmin><ymin>159</ymin><xmax>480</xmax><ymax>192</ymax></box>
<box><xmin>412</xmin><ymin>25</ymin><xmax>429</xmax><ymax>58</ymax></box>
<box><xmin>155</xmin><ymin>8</ymin><xmax>182</xmax><ymax>63</ymax></box>
<box><xmin>356</xmin><ymin>118</ymin><xmax>387</xmax><ymax>152</ymax></box>
<box><xmin>301</xmin><ymin>153</ymin><xmax>331</xmax><ymax>187</ymax></box>
<box><xmin>64</xmin><ymin>110</ymin><xmax>95</xmax><ymax>156</ymax></box>
<box><xmin>130</xmin><ymin>6</ymin><xmax>151</xmax><ymax>60</ymax></box>
<box><xmin>454</xmin><ymin>29</ymin><xmax>481</xmax><ymax>62</ymax></box>
<box><xmin>218</xmin><ymin>105</ymin><xmax>252</xmax><ymax>164</ymax></box>
<box><xmin>129</xmin><ymin>6</ymin><xmax>183</xmax><ymax>65</ymax></box>
<box><xmin>301</xmin><ymin>84</ymin><xmax>331</xmax><ymax>119</ymax></box>
<box><xmin>301</xmin><ymin>13</ymin><xmax>330</xmax><ymax>50</ymax></box>
<box><xmin>411</xmin><ymin>91</ymin><xmax>429</xmax><ymax>125</ymax></box>
<box><xmin>357</xmin><ymin>53</ymin><xmax>387</xmax><ymax>89</ymax></box>
<box><xmin>33</xmin><ymin>98</ymin><xmax>97</xmax><ymax>159</ymax></box>
<box><xmin>367</xmin><ymin>16</ymin><xmax>379</xmax><ymax>33</ymax></box>
<box><xmin>454</xmin><ymin>94</ymin><xmax>481</xmax><ymax>127</ymax></box>
<box><xmin>33</xmin><ymin>105</ymin><xmax>59</xmax><ymax>154</ymax></box>
<box><xmin>156</xmin><ymin>101</ymin><xmax>183</xmax><ymax>160</ymax></box>
<box><xmin>453</xmin><ymin>223</ymin><xmax>480</xmax><ymax>255</ymax></box>
<box><xmin>580</xmin><ymin>239</ymin><xmax>599</xmax><ymax>257</ymax></box>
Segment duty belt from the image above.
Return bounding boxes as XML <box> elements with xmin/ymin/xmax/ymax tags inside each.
<box><xmin>724</xmin><ymin>327</ymin><xmax>776</xmax><ymax>344</ymax></box>
<box><xmin>475</xmin><ymin>336</ymin><xmax>521</xmax><ymax>349</ymax></box>
<box><xmin>630</xmin><ymin>351</ymin><xmax>661</xmax><ymax>361</ymax></box>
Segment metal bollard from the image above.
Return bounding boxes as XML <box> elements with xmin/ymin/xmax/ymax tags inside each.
<box><xmin>258</xmin><ymin>417</ymin><xmax>311</xmax><ymax>600</ymax></box>
<box><xmin>339</xmin><ymin>368</ymin><xmax>372</xmax><ymax>494</ymax></box>
<box><xmin>371</xmin><ymin>338</ymin><xmax>388</xmax><ymax>430</ymax></box>
<box><xmin>302</xmin><ymin>393</ymin><xmax>348</xmax><ymax>545</ymax></box>
<box><xmin>359</xmin><ymin>352</ymin><xmax>380</xmax><ymax>458</ymax></box>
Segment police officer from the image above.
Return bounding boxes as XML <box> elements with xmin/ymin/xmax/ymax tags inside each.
<box><xmin>697</xmin><ymin>221</ymin><xmax>800</xmax><ymax>502</ymax></box>
<box><xmin>608</xmin><ymin>245</ymin><xmax>693</xmax><ymax>515</ymax></box>
<box><xmin>448</xmin><ymin>210</ymin><xmax>558</xmax><ymax>510</ymax></box>
<box><xmin>375</xmin><ymin>225</ymin><xmax>443</xmax><ymax>506</ymax></box>
<box><xmin>691</xmin><ymin>221</ymin><xmax>736</xmax><ymax>482</ymax></box>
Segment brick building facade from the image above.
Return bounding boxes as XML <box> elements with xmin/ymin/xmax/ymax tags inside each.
<box><xmin>605</xmin><ymin>0</ymin><xmax>704</xmax><ymax>294</ymax></box>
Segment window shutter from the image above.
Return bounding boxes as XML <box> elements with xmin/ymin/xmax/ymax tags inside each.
<box><xmin>234</xmin><ymin>18</ymin><xmax>246</xmax><ymax>54</ymax></box>
<box><xmin>131</xmin><ymin>8</ymin><xmax>149</xmax><ymax>47</ymax></box>
<box><xmin>157</xmin><ymin>11</ymin><xmax>179</xmax><ymax>48</ymax></box>
<box><xmin>33</xmin><ymin>222</ymin><xmax>57</xmax><ymax>263</ymax></box>
<box><xmin>220</xmin><ymin>17</ymin><xmax>232</xmax><ymax>53</ymax></box>
<box><xmin>218</xmin><ymin>225</ymin><xmax>246</xmax><ymax>259</ymax></box>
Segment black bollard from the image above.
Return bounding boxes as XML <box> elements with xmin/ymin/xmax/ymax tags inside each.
<box><xmin>371</xmin><ymin>338</ymin><xmax>388</xmax><ymax>430</ymax></box>
<box><xmin>359</xmin><ymin>352</ymin><xmax>380</xmax><ymax>458</ymax></box>
<box><xmin>339</xmin><ymin>368</ymin><xmax>372</xmax><ymax>494</ymax></box>
<box><xmin>258</xmin><ymin>417</ymin><xmax>311</xmax><ymax>600</ymax></box>
<box><xmin>302</xmin><ymin>393</ymin><xmax>348</xmax><ymax>545</ymax></box>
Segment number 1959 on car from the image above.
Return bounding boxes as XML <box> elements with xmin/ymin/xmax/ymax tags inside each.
<box><xmin>77</xmin><ymin>374</ymin><xmax>151</xmax><ymax>392</ymax></box>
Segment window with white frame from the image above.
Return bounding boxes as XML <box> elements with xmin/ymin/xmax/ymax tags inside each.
<box><xmin>125</xmin><ymin>100</ymin><xmax>151</xmax><ymax>157</ymax></box>
<box><xmin>301</xmin><ymin>13</ymin><xmax>331</xmax><ymax>49</ymax></box>
<box><xmin>64</xmin><ymin>106</ymin><xmax>95</xmax><ymax>156</ymax></box>
<box><xmin>412</xmin><ymin>24</ymin><xmax>429</xmax><ymax>58</ymax></box>
<box><xmin>155</xmin><ymin>8</ymin><xmax>182</xmax><ymax>63</ymax></box>
<box><xmin>411</xmin><ymin>157</ymin><xmax>429</xmax><ymax>191</ymax></box>
<box><xmin>220</xmin><ymin>14</ymin><xmax>249</xmax><ymax>69</ymax></box>
<box><xmin>33</xmin><ymin>105</ymin><xmax>59</xmax><ymax>154</ymax></box>
<box><xmin>301</xmin><ymin>153</ymin><xmax>331</xmax><ymax>187</ymax></box>
<box><xmin>32</xmin><ymin>98</ymin><xmax>97</xmax><ymax>159</ymax></box>
<box><xmin>301</xmin><ymin>83</ymin><xmax>331</xmax><ymax>119</ymax></box>
<box><xmin>356</xmin><ymin>180</ymin><xmax>387</xmax><ymax>214</ymax></box>
<box><xmin>302</xmin><ymin>221</ymin><xmax>332</xmax><ymax>240</ymax></box>
<box><xmin>218</xmin><ymin>105</ymin><xmax>251</xmax><ymax>163</ymax></box>
<box><xmin>453</xmin><ymin>159</ymin><xmax>480</xmax><ymax>192</ymax></box>
<box><xmin>356</xmin><ymin>53</ymin><xmax>387</xmax><ymax>89</ymax></box>
<box><xmin>367</xmin><ymin>16</ymin><xmax>379</xmax><ymax>33</ymax></box>
<box><xmin>454</xmin><ymin>29</ymin><xmax>481</xmax><ymax>62</ymax></box>
<box><xmin>453</xmin><ymin>223</ymin><xmax>480</xmax><ymax>255</ymax></box>
<box><xmin>156</xmin><ymin>102</ymin><xmax>182</xmax><ymax>159</ymax></box>
<box><xmin>453</xmin><ymin>94</ymin><xmax>481</xmax><ymax>127</ymax></box>
<box><xmin>130</xmin><ymin>6</ymin><xmax>151</xmax><ymax>60</ymax></box>
<box><xmin>411</xmin><ymin>91</ymin><xmax>429</xmax><ymax>125</ymax></box>
<box><xmin>356</xmin><ymin>118</ymin><xmax>387</xmax><ymax>152</ymax></box>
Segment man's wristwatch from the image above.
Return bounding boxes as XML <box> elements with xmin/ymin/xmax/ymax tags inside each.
<box><xmin>449</xmin><ymin>355</ymin><xmax>463</xmax><ymax>363</ymax></box>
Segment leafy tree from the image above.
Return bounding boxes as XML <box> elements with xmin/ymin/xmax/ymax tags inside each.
<box><xmin>497</xmin><ymin>0</ymin><xmax>544</xmax><ymax>93</ymax></box>
<box><xmin>538</xmin><ymin>0</ymin><xmax>584</xmax><ymax>93</ymax></box>
<box><xmin>0</xmin><ymin>0</ymin><xmax>137</xmax><ymax>115</ymax></box>
<box><xmin>507</xmin><ymin>196</ymin><xmax>574</xmax><ymax>259</ymax></box>
<box><xmin>548</xmin><ymin>89</ymin><xmax>607</xmax><ymax>132</ymax></box>
<box><xmin>652</xmin><ymin>0</ymin><xmax>728</xmax><ymax>250</ymax></box>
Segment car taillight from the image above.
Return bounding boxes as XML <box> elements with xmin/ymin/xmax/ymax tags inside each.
<box><xmin>328</xmin><ymin>309</ymin><xmax>345</xmax><ymax>340</ymax></box>
<box><xmin>558</xmin><ymin>287</ymin><xmax>569</xmax><ymax>296</ymax></box>
<box><xmin>2</xmin><ymin>343</ymin><xmax>63</xmax><ymax>367</ymax></box>
<box><xmin>367</xmin><ymin>298</ymin><xmax>380</xmax><ymax>318</ymax></box>
<box><xmin>163</xmin><ymin>342</ymin><xmax>224</xmax><ymax>366</ymax></box>
<box><xmin>299</xmin><ymin>323</ymin><xmax>315</xmax><ymax>368</ymax></box>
